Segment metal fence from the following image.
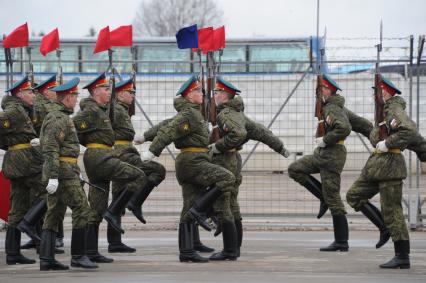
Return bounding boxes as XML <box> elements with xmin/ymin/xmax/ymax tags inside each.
<box><xmin>0</xmin><ymin>36</ymin><xmax>425</xmax><ymax>229</ymax></box>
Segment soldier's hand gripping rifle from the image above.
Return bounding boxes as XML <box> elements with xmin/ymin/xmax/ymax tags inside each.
<box><xmin>374</xmin><ymin>22</ymin><xmax>388</xmax><ymax>141</ymax></box>
<box><xmin>107</xmin><ymin>49</ymin><xmax>116</xmax><ymax>122</ymax></box>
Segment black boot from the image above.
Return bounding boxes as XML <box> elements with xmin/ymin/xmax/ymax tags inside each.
<box><xmin>380</xmin><ymin>240</ymin><xmax>410</xmax><ymax>269</ymax></box>
<box><xmin>320</xmin><ymin>215</ymin><xmax>349</xmax><ymax>252</ymax></box>
<box><xmin>71</xmin><ymin>228</ymin><xmax>98</xmax><ymax>269</ymax></box>
<box><xmin>359</xmin><ymin>202</ymin><xmax>390</xmax><ymax>249</ymax></box>
<box><xmin>188</xmin><ymin>187</ymin><xmax>223</xmax><ymax>231</ymax></box>
<box><xmin>5</xmin><ymin>226</ymin><xmax>36</xmax><ymax>265</ymax></box>
<box><xmin>179</xmin><ymin>222</ymin><xmax>209</xmax><ymax>263</ymax></box>
<box><xmin>56</xmin><ymin>222</ymin><xmax>64</xmax><ymax>248</ymax></box>
<box><xmin>126</xmin><ymin>180</ymin><xmax>156</xmax><ymax>224</ymax></box>
<box><xmin>193</xmin><ymin>223</ymin><xmax>214</xmax><ymax>253</ymax></box>
<box><xmin>107</xmin><ymin>221</ymin><xmax>136</xmax><ymax>253</ymax></box>
<box><xmin>39</xmin><ymin>229</ymin><xmax>69</xmax><ymax>271</ymax></box>
<box><xmin>103</xmin><ymin>188</ymin><xmax>133</xmax><ymax>234</ymax></box>
<box><xmin>21</xmin><ymin>239</ymin><xmax>36</xmax><ymax>249</ymax></box>
<box><xmin>235</xmin><ymin>219</ymin><xmax>243</xmax><ymax>258</ymax></box>
<box><xmin>86</xmin><ymin>224</ymin><xmax>114</xmax><ymax>263</ymax></box>
<box><xmin>210</xmin><ymin>221</ymin><xmax>238</xmax><ymax>261</ymax></box>
<box><xmin>304</xmin><ymin>176</ymin><xmax>328</xmax><ymax>219</ymax></box>
<box><xmin>17</xmin><ymin>199</ymin><xmax>47</xmax><ymax>243</ymax></box>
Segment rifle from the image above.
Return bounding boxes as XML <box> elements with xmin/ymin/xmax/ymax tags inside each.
<box><xmin>26</xmin><ymin>46</ymin><xmax>35</xmax><ymax>86</ymax></box>
<box><xmin>107</xmin><ymin>49</ymin><xmax>116</xmax><ymax>122</ymax></box>
<box><xmin>315</xmin><ymin>42</ymin><xmax>326</xmax><ymax>139</ymax></box>
<box><xmin>3</xmin><ymin>35</ymin><xmax>10</xmax><ymax>89</ymax></box>
<box><xmin>129</xmin><ymin>46</ymin><xmax>137</xmax><ymax>116</ymax></box>
<box><xmin>198</xmin><ymin>49</ymin><xmax>208</xmax><ymax>120</ymax></box>
<box><xmin>56</xmin><ymin>49</ymin><xmax>63</xmax><ymax>84</ymax></box>
<box><xmin>206</xmin><ymin>51</ymin><xmax>220</xmax><ymax>143</ymax></box>
<box><xmin>374</xmin><ymin>21</ymin><xmax>387</xmax><ymax>141</ymax></box>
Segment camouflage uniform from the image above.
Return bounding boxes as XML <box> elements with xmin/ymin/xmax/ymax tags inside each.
<box><xmin>0</xmin><ymin>95</ymin><xmax>45</xmax><ymax>227</ymax></box>
<box><xmin>40</xmin><ymin>101</ymin><xmax>93</xmax><ymax>232</ymax></box>
<box><xmin>0</xmin><ymin>94</ymin><xmax>45</xmax><ymax>265</ymax></box>
<box><xmin>148</xmin><ymin>97</ymin><xmax>235</xmax><ymax>223</ymax></box>
<box><xmin>288</xmin><ymin>94</ymin><xmax>351</xmax><ymax>216</ymax></box>
<box><xmin>32</xmin><ymin>92</ymin><xmax>55</xmax><ymax>136</ymax></box>
<box><xmin>346</xmin><ymin>95</ymin><xmax>415</xmax><ymax>242</ymax></box>
<box><xmin>73</xmin><ymin>97</ymin><xmax>146</xmax><ymax>223</ymax></box>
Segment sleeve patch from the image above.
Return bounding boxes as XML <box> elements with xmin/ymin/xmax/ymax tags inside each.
<box><xmin>79</xmin><ymin>121</ymin><xmax>88</xmax><ymax>129</ymax></box>
<box><xmin>1</xmin><ymin>120</ymin><xmax>10</xmax><ymax>128</ymax></box>
<box><xmin>178</xmin><ymin>121</ymin><xmax>190</xmax><ymax>133</ymax></box>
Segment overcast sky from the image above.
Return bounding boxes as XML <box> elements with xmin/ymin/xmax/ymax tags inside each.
<box><xmin>0</xmin><ymin>0</ymin><xmax>425</xmax><ymax>39</ymax></box>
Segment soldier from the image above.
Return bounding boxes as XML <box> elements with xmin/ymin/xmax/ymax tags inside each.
<box><xmin>108</xmin><ymin>78</ymin><xmax>166</xmax><ymax>253</ymax></box>
<box><xmin>19</xmin><ymin>75</ymin><xmax>65</xmax><ymax>252</ymax></box>
<box><xmin>73</xmin><ymin>73</ymin><xmax>146</xmax><ymax>263</ymax></box>
<box><xmin>288</xmin><ymin>75</ymin><xmax>351</xmax><ymax>252</ymax></box>
<box><xmin>346</xmin><ymin>77</ymin><xmax>414</xmax><ymax>269</ymax></box>
<box><xmin>140</xmin><ymin>75</ymin><xmax>236</xmax><ymax>262</ymax></box>
<box><xmin>208</xmin><ymin>77</ymin><xmax>290</xmax><ymax>259</ymax></box>
<box><xmin>0</xmin><ymin>76</ymin><xmax>45</xmax><ymax>265</ymax></box>
<box><xmin>38</xmin><ymin>77</ymin><xmax>98</xmax><ymax>270</ymax></box>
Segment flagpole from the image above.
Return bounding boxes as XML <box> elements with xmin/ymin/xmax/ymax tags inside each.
<box><xmin>56</xmin><ymin>49</ymin><xmax>63</xmax><ymax>84</ymax></box>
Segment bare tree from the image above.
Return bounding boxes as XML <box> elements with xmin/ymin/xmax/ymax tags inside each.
<box><xmin>133</xmin><ymin>0</ymin><xmax>224</xmax><ymax>37</ymax></box>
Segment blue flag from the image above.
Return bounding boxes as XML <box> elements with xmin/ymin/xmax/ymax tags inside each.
<box><xmin>176</xmin><ymin>24</ymin><xmax>198</xmax><ymax>49</ymax></box>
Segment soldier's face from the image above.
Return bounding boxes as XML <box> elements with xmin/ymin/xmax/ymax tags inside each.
<box><xmin>43</xmin><ymin>89</ymin><xmax>57</xmax><ymax>101</ymax></box>
<box><xmin>382</xmin><ymin>89</ymin><xmax>393</xmax><ymax>102</ymax></box>
<box><xmin>186</xmin><ymin>88</ymin><xmax>203</xmax><ymax>104</ymax></box>
<box><xmin>213</xmin><ymin>90</ymin><xmax>229</xmax><ymax>106</ymax></box>
<box><xmin>17</xmin><ymin>89</ymin><xmax>36</xmax><ymax>106</ymax></box>
<box><xmin>62</xmin><ymin>93</ymin><xmax>78</xmax><ymax>109</ymax></box>
<box><xmin>321</xmin><ymin>86</ymin><xmax>332</xmax><ymax>102</ymax></box>
<box><xmin>118</xmin><ymin>90</ymin><xmax>135</xmax><ymax>105</ymax></box>
<box><xmin>94</xmin><ymin>86</ymin><xmax>111</xmax><ymax>104</ymax></box>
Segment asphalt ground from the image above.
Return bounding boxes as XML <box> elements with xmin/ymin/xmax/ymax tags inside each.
<box><xmin>0</xmin><ymin>229</ymin><xmax>425</xmax><ymax>283</ymax></box>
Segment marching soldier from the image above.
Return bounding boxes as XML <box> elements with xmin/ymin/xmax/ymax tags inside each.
<box><xmin>0</xmin><ymin>76</ymin><xmax>45</xmax><ymax>265</ymax></box>
<box><xmin>108</xmin><ymin>78</ymin><xmax>166</xmax><ymax>253</ymax></box>
<box><xmin>73</xmin><ymin>73</ymin><xmax>146</xmax><ymax>263</ymax></box>
<box><xmin>19</xmin><ymin>75</ymin><xmax>65</xmax><ymax>252</ymax></box>
<box><xmin>346</xmin><ymin>77</ymin><xmax>414</xmax><ymax>269</ymax></box>
<box><xmin>208</xmin><ymin>77</ymin><xmax>291</xmax><ymax>259</ymax></box>
<box><xmin>38</xmin><ymin>77</ymin><xmax>98</xmax><ymax>270</ymax></box>
<box><xmin>288</xmin><ymin>75</ymin><xmax>351</xmax><ymax>252</ymax></box>
<box><xmin>140</xmin><ymin>75</ymin><xmax>236</xmax><ymax>262</ymax></box>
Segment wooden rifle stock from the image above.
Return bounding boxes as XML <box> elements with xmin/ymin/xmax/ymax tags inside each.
<box><xmin>315</xmin><ymin>75</ymin><xmax>326</xmax><ymax>138</ymax></box>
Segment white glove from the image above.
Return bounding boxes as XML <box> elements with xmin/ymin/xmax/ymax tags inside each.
<box><xmin>280</xmin><ymin>148</ymin><xmax>291</xmax><ymax>158</ymax></box>
<box><xmin>30</xmin><ymin>138</ymin><xmax>40</xmax><ymax>147</ymax></box>
<box><xmin>376</xmin><ymin>140</ymin><xmax>389</xmax><ymax>152</ymax></box>
<box><xmin>315</xmin><ymin>137</ymin><xmax>326</xmax><ymax>148</ymax></box>
<box><xmin>46</xmin><ymin>179</ymin><xmax>59</xmax><ymax>194</ymax></box>
<box><xmin>79</xmin><ymin>173</ymin><xmax>84</xmax><ymax>181</ymax></box>
<box><xmin>133</xmin><ymin>136</ymin><xmax>145</xmax><ymax>145</ymax></box>
<box><xmin>141</xmin><ymin>151</ymin><xmax>155</xmax><ymax>162</ymax></box>
<box><xmin>209</xmin><ymin>143</ymin><xmax>221</xmax><ymax>154</ymax></box>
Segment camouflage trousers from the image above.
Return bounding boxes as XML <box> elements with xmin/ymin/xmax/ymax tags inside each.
<box><xmin>212</xmin><ymin>151</ymin><xmax>243</xmax><ymax>221</ymax></box>
<box><xmin>43</xmin><ymin>178</ymin><xmax>94</xmax><ymax>232</ymax></box>
<box><xmin>175</xmin><ymin>152</ymin><xmax>236</xmax><ymax>223</ymax></box>
<box><xmin>84</xmin><ymin>149</ymin><xmax>146</xmax><ymax>224</ymax></box>
<box><xmin>7</xmin><ymin>173</ymin><xmax>46</xmax><ymax>227</ymax></box>
<box><xmin>111</xmin><ymin>145</ymin><xmax>166</xmax><ymax>197</ymax></box>
<box><xmin>346</xmin><ymin>175</ymin><xmax>409</xmax><ymax>241</ymax></box>
<box><xmin>288</xmin><ymin>147</ymin><xmax>347</xmax><ymax>216</ymax></box>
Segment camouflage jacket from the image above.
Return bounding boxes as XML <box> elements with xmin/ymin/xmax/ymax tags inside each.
<box><xmin>363</xmin><ymin>95</ymin><xmax>417</xmax><ymax>181</ymax></box>
<box><xmin>112</xmin><ymin>101</ymin><xmax>135</xmax><ymax>142</ymax></box>
<box><xmin>345</xmin><ymin>108</ymin><xmax>373</xmax><ymax>139</ymax></box>
<box><xmin>32</xmin><ymin>92</ymin><xmax>55</xmax><ymax>136</ymax></box>
<box><xmin>40</xmin><ymin>102</ymin><xmax>80</xmax><ymax>181</ymax></box>
<box><xmin>149</xmin><ymin>97</ymin><xmax>209</xmax><ymax>156</ymax></box>
<box><xmin>73</xmin><ymin>97</ymin><xmax>115</xmax><ymax>146</ymax></box>
<box><xmin>321</xmin><ymin>94</ymin><xmax>352</xmax><ymax>145</ymax></box>
<box><xmin>0</xmin><ymin>95</ymin><xmax>43</xmax><ymax>178</ymax></box>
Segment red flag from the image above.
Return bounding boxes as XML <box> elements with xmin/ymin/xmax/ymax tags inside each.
<box><xmin>110</xmin><ymin>25</ymin><xmax>133</xmax><ymax>46</ymax></box>
<box><xmin>213</xmin><ymin>26</ymin><xmax>225</xmax><ymax>50</ymax></box>
<box><xmin>198</xmin><ymin>27</ymin><xmax>214</xmax><ymax>54</ymax></box>
<box><xmin>0</xmin><ymin>171</ymin><xmax>11</xmax><ymax>223</ymax></box>
<box><xmin>39</xmin><ymin>28</ymin><xmax>60</xmax><ymax>56</ymax></box>
<box><xmin>2</xmin><ymin>23</ymin><xmax>29</xmax><ymax>48</ymax></box>
<box><xmin>93</xmin><ymin>26</ymin><xmax>111</xmax><ymax>54</ymax></box>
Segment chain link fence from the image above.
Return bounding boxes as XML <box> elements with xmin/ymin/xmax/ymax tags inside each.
<box><xmin>0</xmin><ymin>36</ymin><xmax>425</xmax><ymax>228</ymax></box>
